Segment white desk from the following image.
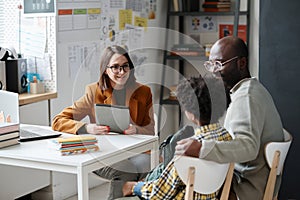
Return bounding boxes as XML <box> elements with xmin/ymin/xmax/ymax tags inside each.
<box><xmin>0</xmin><ymin>133</ymin><xmax>159</xmax><ymax>200</ymax></box>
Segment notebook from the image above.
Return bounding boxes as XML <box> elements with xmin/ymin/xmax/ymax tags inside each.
<box><xmin>94</xmin><ymin>104</ymin><xmax>130</xmax><ymax>134</ymax></box>
<box><xmin>0</xmin><ymin>90</ymin><xmax>61</xmax><ymax>142</ymax></box>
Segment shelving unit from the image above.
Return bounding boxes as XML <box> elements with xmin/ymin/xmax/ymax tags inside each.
<box><xmin>157</xmin><ymin>0</ymin><xmax>250</xmax><ymax>136</ymax></box>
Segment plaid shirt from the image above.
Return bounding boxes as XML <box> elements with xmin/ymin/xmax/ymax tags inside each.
<box><xmin>133</xmin><ymin>123</ymin><xmax>232</xmax><ymax>200</ymax></box>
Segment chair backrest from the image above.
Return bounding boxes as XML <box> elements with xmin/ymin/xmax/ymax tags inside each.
<box><xmin>263</xmin><ymin>129</ymin><xmax>293</xmax><ymax>200</ymax></box>
<box><xmin>264</xmin><ymin>129</ymin><xmax>292</xmax><ymax>175</ymax></box>
<box><xmin>174</xmin><ymin>155</ymin><xmax>234</xmax><ymax>198</ymax></box>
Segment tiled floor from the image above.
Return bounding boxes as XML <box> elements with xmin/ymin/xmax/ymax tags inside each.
<box><xmin>30</xmin><ymin>182</ymin><xmax>110</xmax><ymax>200</ymax></box>
<box><xmin>65</xmin><ymin>182</ymin><xmax>110</xmax><ymax>200</ymax></box>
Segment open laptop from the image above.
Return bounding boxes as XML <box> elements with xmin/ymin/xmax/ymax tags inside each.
<box><xmin>0</xmin><ymin>90</ymin><xmax>61</xmax><ymax>142</ymax></box>
<box><xmin>19</xmin><ymin>124</ymin><xmax>62</xmax><ymax>142</ymax></box>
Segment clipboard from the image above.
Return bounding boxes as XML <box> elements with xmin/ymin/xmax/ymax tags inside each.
<box><xmin>94</xmin><ymin>104</ymin><xmax>130</xmax><ymax>134</ymax></box>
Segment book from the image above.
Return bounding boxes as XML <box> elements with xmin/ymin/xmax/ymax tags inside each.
<box><xmin>55</xmin><ymin>135</ymin><xmax>97</xmax><ymax>143</ymax></box>
<box><xmin>0</xmin><ymin>137</ymin><xmax>19</xmax><ymax>148</ymax></box>
<box><xmin>170</xmin><ymin>51</ymin><xmax>202</xmax><ymax>56</ymax></box>
<box><xmin>203</xmin><ymin>1</ymin><xmax>231</xmax><ymax>4</ymax></box>
<box><xmin>60</xmin><ymin>145</ymin><xmax>99</xmax><ymax>153</ymax></box>
<box><xmin>186</xmin><ymin>0</ymin><xmax>200</xmax><ymax>12</ymax></box>
<box><xmin>94</xmin><ymin>104</ymin><xmax>130</xmax><ymax>134</ymax></box>
<box><xmin>178</xmin><ymin>0</ymin><xmax>183</xmax><ymax>11</ymax></box>
<box><xmin>171</xmin><ymin>43</ymin><xmax>204</xmax><ymax>56</ymax></box>
<box><xmin>49</xmin><ymin>135</ymin><xmax>99</xmax><ymax>156</ymax></box>
<box><xmin>0</xmin><ymin>123</ymin><xmax>19</xmax><ymax>134</ymax></box>
<box><xmin>202</xmin><ymin>2</ymin><xmax>231</xmax><ymax>8</ymax></box>
<box><xmin>60</xmin><ymin>146</ymin><xmax>99</xmax><ymax>156</ymax></box>
<box><xmin>205</xmin><ymin>0</ymin><xmax>230</xmax><ymax>1</ymax></box>
<box><xmin>171</xmin><ymin>44</ymin><xmax>203</xmax><ymax>53</ymax></box>
<box><xmin>0</xmin><ymin>131</ymin><xmax>19</xmax><ymax>141</ymax></box>
<box><xmin>173</xmin><ymin>0</ymin><xmax>179</xmax><ymax>11</ymax></box>
<box><xmin>172</xmin><ymin>43</ymin><xmax>203</xmax><ymax>50</ymax></box>
<box><xmin>219</xmin><ymin>24</ymin><xmax>247</xmax><ymax>43</ymax></box>
<box><xmin>203</xmin><ymin>7</ymin><xmax>231</xmax><ymax>12</ymax></box>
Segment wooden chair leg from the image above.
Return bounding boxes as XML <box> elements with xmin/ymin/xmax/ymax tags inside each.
<box><xmin>263</xmin><ymin>151</ymin><xmax>280</xmax><ymax>200</ymax></box>
<box><xmin>185</xmin><ymin>166</ymin><xmax>195</xmax><ymax>200</ymax></box>
<box><xmin>220</xmin><ymin>163</ymin><xmax>235</xmax><ymax>200</ymax></box>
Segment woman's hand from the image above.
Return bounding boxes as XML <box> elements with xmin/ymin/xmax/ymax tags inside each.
<box><xmin>175</xmin><ymin>138</ymin><xmax>202</xmax><ymax>158</ymax></box>
<box><xmin>123</xmin><ymin>124</ymin><xmax>137</xmax><ymax>135</ymax></box>
<box><xmin>86</xmin><ymin>124</ymin><xmax>110</xmax><ymax>135</ymax></box>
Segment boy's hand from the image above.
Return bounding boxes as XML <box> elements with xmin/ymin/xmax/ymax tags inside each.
<box><xmin>122</xmin><ymin>181</ymin><xmax>137</xmax><ymax>196</ymax></box>
<box><xmin>175</xmin><ymin>138</ymin><xmax>202</xmax><ymax>158</ymax></box>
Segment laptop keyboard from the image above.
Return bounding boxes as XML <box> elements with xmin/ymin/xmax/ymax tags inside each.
<box><xmin>20</xmin><ymin>129</ymin><xmax>40</xmax><ymax>138</ymax></box>
<box><xmin>18</xmin><ymin>126</ymin><xmax>62</xmax><ymax>142</ymax></box>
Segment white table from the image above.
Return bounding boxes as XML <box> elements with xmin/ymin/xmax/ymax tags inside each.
<box><xmin>0</xmin><ymin>133</ymin><xmax>159</xmax><ymax>200</ymax></box>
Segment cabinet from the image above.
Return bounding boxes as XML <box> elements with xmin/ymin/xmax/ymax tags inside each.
<box><xmin>157</xmin><ymin>0</ymin><xmax>249</xmax><ymax>136</ymax></box>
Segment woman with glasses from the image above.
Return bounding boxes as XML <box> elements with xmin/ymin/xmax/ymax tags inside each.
<box><xmin>52</xmin><ymin>45</ymin><xmax>155</xmax><ymax>199</ymax></box>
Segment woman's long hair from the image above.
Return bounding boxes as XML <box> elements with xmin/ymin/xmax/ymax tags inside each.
<box><xmin>98</xmin><ymin>45</ymin><xmax>136</xmax><ymax>90</ymax></box>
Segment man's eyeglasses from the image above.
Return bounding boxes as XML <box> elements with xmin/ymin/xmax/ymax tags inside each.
<box><xmin>204</xmin><ymin>56</ymin><xmax>239</xmax><ymax>72</ymax></box>
<box><xmin>107</xmin><ymin>63</ymin><xmax>130</xmax><ymax>74</ymax></box>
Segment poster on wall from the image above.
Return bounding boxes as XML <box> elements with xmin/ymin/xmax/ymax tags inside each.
<box><xmin>23</xmin><ymin>0</ymin><xmax>55</xmax><ymax>17</ymax></box>
<box><xmin>188</xmin><ymin>16</ymin><xmax>217</xmax><ymax>33</ymax></box>
<box><xmin>219</xmin><ymin>24</ymin><xmax>247</xmax><ymax>43</ymax></box>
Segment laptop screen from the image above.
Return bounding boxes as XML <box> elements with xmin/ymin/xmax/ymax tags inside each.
<box><xmin>0</xmin><ymin>90</ymin><xmax>19</xmax><ymax>124</ymax></box>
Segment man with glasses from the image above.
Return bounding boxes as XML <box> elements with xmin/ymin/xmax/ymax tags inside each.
<box><xmin>175</xmin><ymin>36</ymin><xmax>284</xmax><ymax>200</ymax></box>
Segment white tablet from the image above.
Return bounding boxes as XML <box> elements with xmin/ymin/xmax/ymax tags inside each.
<box><xmin>94</xmin><ymin>104</ymin><xmax>130</xmax><ymax>134</ymax></box>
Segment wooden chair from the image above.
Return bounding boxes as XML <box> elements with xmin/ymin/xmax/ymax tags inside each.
<box><xmin>174</xmin><ymin>156</ymin><xmax>234</xmax><ymax>200</ymax></box>
<box><xmin>263</xmin><ymin>129</ymin><xmax>293</xmax><ymax>200</ymax></box>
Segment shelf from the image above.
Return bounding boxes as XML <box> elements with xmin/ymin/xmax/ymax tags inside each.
<box><xmin>19</xmin><ymin>91</ymin><xmax>58</xmax><ymax>126</ymax></box>
<box><xmin>166</xmin><ymin>55</ymin><xmax>207</xmax><ymax>61</ymax></box>
<box><xmin>157</xmin><ymin>0</ymin><xmax>250</xmax><ymax>136</ymax></box>
<box><xmin>19</xmin><ymin>92</ymin><xmax>57</xmax><ymax>106</ymax></box>
<box><xmin>161</xmin><ymin>98</ymin><xmax>179</xmax><ymax>105</ymax></box>
<box><xmin>168</xmin><ymin>11</ymin><xmax>249</xmax><ymax>16</ymax></box>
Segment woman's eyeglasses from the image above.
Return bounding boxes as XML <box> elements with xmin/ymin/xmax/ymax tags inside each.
<box><xmin>204</xmin><ymin>56</ymin><xmax>239</xmax><ymax>72</ymax></box>
<box><xmin>107</xmin><ymin>63</ymin><xmax>130</xmax><ymax>74</ymax></box>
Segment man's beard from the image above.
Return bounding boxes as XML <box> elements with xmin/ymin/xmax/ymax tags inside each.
<box><xmin>225</xmin><ymin>86</ymin><xmax>232</xmax><ymax>108</ymax></box>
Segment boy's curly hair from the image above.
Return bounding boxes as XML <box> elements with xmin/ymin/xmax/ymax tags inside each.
<box><xmin>176</xmin><ymin>74</ymin><xmax>228</xmax><ymax>124</ymax></box>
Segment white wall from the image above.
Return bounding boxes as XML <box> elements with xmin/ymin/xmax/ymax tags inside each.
<box><xmin>249</xmin><ymin>0</ymin><xmax>259</xmax><ymax>77</ymax></box>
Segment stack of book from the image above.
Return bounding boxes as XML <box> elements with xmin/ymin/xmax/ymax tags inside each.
<box><xmin>170</xmin><ymin>44</ymin><xmax>204</xmax><ymax>56</ymax></box>
<box><xmin>173</xmin><ymin>0</ymin><xmax>200</xmax><ymax>12</ymax></box>
<box><xmin>0</xmin><ymin>123</ymin><xmax>20</xmax><ymax>148</ymax></box>
<box><xmin>202</xmin><ymin>0</ymin><xmax>231</xmax><ymax>12</ymax></box>
<box><xmin>50</xmin><ymin>135</ymin><xmax>99</xmax><ymax>156</ymax></box>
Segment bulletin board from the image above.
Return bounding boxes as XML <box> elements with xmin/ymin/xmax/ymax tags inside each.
<box><xmin>56</xmin><ymin>0</ymin><xmax>159</xmax><ymax>82</ymax></box>
<box><xmin>1</xmin><ymin>0</ymin><xmax>56</xmax><ymax>92</ymax></box>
